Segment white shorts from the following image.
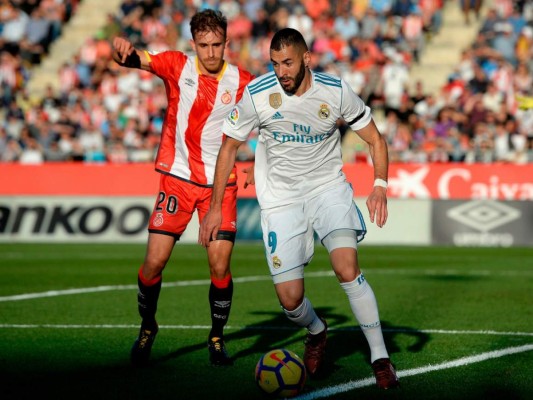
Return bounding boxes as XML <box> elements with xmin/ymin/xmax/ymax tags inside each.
<box><xmin>260</xmin><ymin>182</ymin><xmax>367</xmax><ymax>282</ymax></box>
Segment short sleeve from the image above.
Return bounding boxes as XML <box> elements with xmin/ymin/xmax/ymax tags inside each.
<box><xmin>340</xmin><ymin>79</ymin><xmax>372</xmax><ymax>131</ymax></box>
<box><xmin>147</xmin><ymin>51</ymin><xmax>187</xmax><ymax>82</ymax></box>
<box><xmin>222</xmin><ymin>88</ymin><xmax>260</xmax><ymax>142</ymax></box>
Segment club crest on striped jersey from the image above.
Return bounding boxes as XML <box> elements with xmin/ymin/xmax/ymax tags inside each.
<box><xmin>221</xmin><ymin>89</ymin><xmax>232</xmax><ymax>104</ymax></box>
<box><xmin>269</xmin><ymin>93</ymin><xmax>282</xmax><ymax>109</ymax></box>
<box><xmin>318</xmin><ymin>104</ymin><xmax>330</xmax><ymax>119</ymax></box>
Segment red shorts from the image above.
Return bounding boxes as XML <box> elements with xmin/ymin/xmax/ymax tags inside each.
<box><xmin>148</xmin><ymin>174</ymin><xmax>237</xmax><ymax>241</ymax></box>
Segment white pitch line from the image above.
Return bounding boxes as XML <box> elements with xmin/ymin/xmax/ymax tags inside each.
<box><xmin>0</xmin><ymin>324</ymin><xmax>531</xmax><ymax>338</ymax></box>
<box><xmin>294</xmin><ymin>344</ymin><xmax>533</xmax><ymax>400</ymax></box>
<box><xmin>0</xmin><ymin>267</ymin><xmax>531</xmax><ymax>302</ymax></box>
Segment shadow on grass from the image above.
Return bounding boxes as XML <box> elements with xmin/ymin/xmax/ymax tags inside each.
<box><xmin>154</xmin><ymin>307</ymin><xmax>430</xmax><ymax>381</ymax></box>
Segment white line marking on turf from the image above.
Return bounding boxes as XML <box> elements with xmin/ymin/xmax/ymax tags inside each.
<box><xmin>0</xmin><ymin>324</ymin><xmax>531</xmax><ymax>338</ymax></box>
<box><xmin>294</xmin><ymin>344</ymin><xmax>533</xmax><ymax>400</ymax></box>
<box><xmin>1</xmin><ymin>267</ymin><xmax>531</xmax><ymax>302</ymax></box>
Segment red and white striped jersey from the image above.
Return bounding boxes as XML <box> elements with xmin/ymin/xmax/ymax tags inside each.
<box><xmin>147</xmin><ymin>51</ymin><xmax>253</xmax><ymax>186</ymax></box>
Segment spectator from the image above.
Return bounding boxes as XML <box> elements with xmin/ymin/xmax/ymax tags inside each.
<box><xmin>493</xmin><ymin>121</ymin><xmax>512</xmax><ymax>161</ymax></box>
<box><xmin>393</xmin><ymin>0</ymin><xmax>414</xmax><ymax>17</ymax></box>
<box><xmin>342</xmin><ymin>59</ymin><xmax>367</xmax><ymax>96</ymax></box>
<box><xmin>19</xmin><ymin>136</ymin><xmax>44</xmax><ymax>164</ymax></box>
<box><xmin>461</xmin><ymin>0</ymin><xmax>483</xmax><ymax>25</ymax></box>
<box><xmin>39</xmin><ymin>0</ymin><xmax>66</xmax><ymax>42</ymax></box>
<box><xmin>377</xmin><ymin>51</ymin><xmax>410</xmax><ymax>115</ymax></box>
<box><xmin>1</xmin><ymin>137</ymin><xmax>21</xmax><ymax>161</ymax></box>
<box><xmin>219</xmin><ymin>0</ymin><xmax>240</xmax><ymax>21</ymax></box>
<box><xmin>19</xmin><ymin>7</ymin><xmax>51</xmax><ymax>64</ymax></box>
<box><xmin>492</xmin><ymin>22</ymin><xmax>517</xmax><ymax>65</ymax></box>
<box><xmin>288</xmin><ymin>6</ymin><xmax>314</xmax><ymax>45</ymax></box>
<box><xmin>333</xmin><ymin>7</ymin><xmax>359</xmax><ymax>42</ymax></box>
<box><xmin>107</xmin><ymin>140</ymin><xmax>129</xmax><ymax>163</ymax></box>
<box><xmin>251</xmin><ymin>8</ymin><xmax>271</xmax><ymax>39</ymax></box>
<box><xmin>370</xmin><ymin>0</ymin><xmax>394</xmax><ymax>17</ymax></box>
<box><xmin>515</xmin><ymin>26</ymin><xmax>533</xmax><ymax>65</ymax></box>
<box><xmin>482</xmin><ymin>81</ymin><xmax>504</xmax><ymax>113</ymax></box>
<box><xmin>513</xmin><ymin>62</ymin><xmax>532</xmax><ymax>94</ymax></box>
<box><xmin>45</xmin><ymin>140</ymin><xmax>67</xmax><ymax>161</ymax></box>
<box><xmin>467</xmin><ymin>63</ymin><xmax>489</xmax><ymax>94</ymax></box>
<box><xmin>401</xmin><ymin>5</ymin><xmax>425</xmax><ymax>62</ymax></box>
<box><xmin>359</xmin><ymin>7</ymin><xmax>381</xmax><ymax>40</ymax></box>
<box><xmin>0</xmin><ymin>125</ymin><xmax>7</xmax><ymax>154</ymax></box>
<box><xmin>0</xmin><ymin>5</ymin><xmax>29</xmax><ymax>55</ymax></box>
<box><xmin>381</xmin><ymin>14</ymin><xmax>403</xmax><ymax>47</ymax></box>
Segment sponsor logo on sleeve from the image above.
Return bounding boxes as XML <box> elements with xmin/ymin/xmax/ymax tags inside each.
<box><xmin>228</xmin><ymin>108</ymin><xmax>239</xmax><ymax>126</ymax></box>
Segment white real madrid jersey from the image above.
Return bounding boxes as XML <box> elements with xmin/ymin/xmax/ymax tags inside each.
<box><xmin>223</xmin><ymin>70</ymin><xmax>372</xmax><ymax>209</ymax></box>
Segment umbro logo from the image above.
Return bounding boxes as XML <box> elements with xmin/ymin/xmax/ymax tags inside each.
<box><xmin>271</xmin><ymin>111</ymin><xmax>284</xmax><ymax>120</ymax></box>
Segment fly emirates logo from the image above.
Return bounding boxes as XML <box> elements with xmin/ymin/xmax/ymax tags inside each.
<box><xmin>272</xmin><ymin>124</ymin><xmax>334</xmax><ymax>144</ymax></box>
<box><xmin>388</xmin><ymin>166</ymin><xmax>533</xmax><ymax>200</ymax></box>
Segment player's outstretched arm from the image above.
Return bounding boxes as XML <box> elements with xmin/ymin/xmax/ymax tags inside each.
<box><xmin>356</xmin><ymin>119</ymin><xmax>389</xmax><ymax>228</ymax></box>
<box><xmin>199</xmin><ymin>136</ymin><xmax>244</xmax><ymax>247</ymax></box>
<box><xmin>112</xmin><ymin>37</ymin><xmax>151</xmax><ymax>71</ymax></box>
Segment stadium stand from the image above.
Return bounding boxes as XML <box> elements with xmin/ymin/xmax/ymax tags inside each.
<box><xmin>0</xmin><ymin>0</ymin><xmax>532</xmax><ymax>165</ymax></box>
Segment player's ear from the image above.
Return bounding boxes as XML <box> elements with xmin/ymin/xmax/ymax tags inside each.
<box><xmin>303</xmin><ymin>51</ymin><xmax>311</xmax><ymax>68</ymax></box>
<box><xmin>190</xmin><ymin>38</ymin><xmax>196</xmax><ymax>52</ymax></box>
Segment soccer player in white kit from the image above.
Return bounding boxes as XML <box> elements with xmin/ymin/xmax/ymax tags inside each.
<box><xmin>200</xmin><ymin>28</ymin><xmax>399</xmax><ymax>389</ymax></box>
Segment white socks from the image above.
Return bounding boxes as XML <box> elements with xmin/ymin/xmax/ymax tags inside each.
<box><xmin>283</xmin><ymin>296</ymin><xmax>325</xmax><ymax>335</ymax></box>
<box><xmin>340</xmin><ymin>274</ymin><xmax>389</xmax><ymax>362</ymax></box>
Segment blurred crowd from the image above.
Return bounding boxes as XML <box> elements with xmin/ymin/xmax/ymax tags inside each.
<box><xmin>0</xmin><ymin>0</ymin><xmax>532</xmax><ymax>165</ymax></box>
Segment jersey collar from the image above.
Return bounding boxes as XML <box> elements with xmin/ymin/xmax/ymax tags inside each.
<box><xmin>195</xmin><ymin>57</ymin><xmax>228</xmax><ymax>81</ymax></box>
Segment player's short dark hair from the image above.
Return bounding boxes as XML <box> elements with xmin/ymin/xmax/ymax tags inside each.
<box><xmin>190</xmin><ymin>9</ymin><xmax>227</xmax><ymax>40</ymax></box>
<box><xmin>270</xmin><ymin>28</ymin><xmax>309</xmax><ymax>52</ymax></box>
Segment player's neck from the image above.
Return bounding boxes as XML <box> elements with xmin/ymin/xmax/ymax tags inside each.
<box><xmin>196</xmin><ymin>57</ymin><xmax>226</xmax><ymax>79</ymax></box>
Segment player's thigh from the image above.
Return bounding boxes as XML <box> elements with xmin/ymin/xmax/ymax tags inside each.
<box><xmin>148</xmin><ymin>175</ymin><xmax>196</xmax><ymax>238</ymax></box>
<box><xmin>260</xmin><ymin>203</ymin><xmax>314</xmax><ymax>279</ymax></box>
<box><xmin>197</xmin><ymin>184</ymin><xmax>238</xmax><ymax>241</ymax></box>
<box><xmin>310</xmin><ymin>183</ymin><xmax>366</xmax><ymax>244</ymax></box>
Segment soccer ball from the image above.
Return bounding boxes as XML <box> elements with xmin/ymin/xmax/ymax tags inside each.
<box><xmin>255</xmin><ymin>348</ymin><xmax>306</xmax><ymax>398</ymax></box>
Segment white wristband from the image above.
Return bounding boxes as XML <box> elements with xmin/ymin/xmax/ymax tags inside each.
<box><xmin>373</xmin><ymin>178</ymin><xmax>388</xmax><ymax>189</ymax></box>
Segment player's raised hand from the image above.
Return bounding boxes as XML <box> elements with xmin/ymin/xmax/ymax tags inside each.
<box><xmin>366</xmin><ymin>187</ymin><xmax>388</xmax><ymax>228</ymax></box>
<box><xmin>112</xmin><ymin>37</ymin><xmax>135</xmax><ymax>64</ymax></box>
<box><xmin>199</xmin><ymin>208</ymin><xmax>223</xmax><ymax>247</ymax></box>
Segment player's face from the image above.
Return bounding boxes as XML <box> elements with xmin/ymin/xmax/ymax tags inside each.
<box><xmin>191</xmin><ymin>29</ymin><xmax>228</xmax><ymax>76</ymax></box>
<box><xmin>271</xmin><ymin>45</ymin><xmax>309</xmax><ymax>95</ymax></box>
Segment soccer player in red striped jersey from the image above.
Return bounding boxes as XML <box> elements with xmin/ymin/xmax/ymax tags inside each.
<box><xmin>112</xmin><ymin>9</ymin><xmax>254</xmax><ymax>367</ymax></box>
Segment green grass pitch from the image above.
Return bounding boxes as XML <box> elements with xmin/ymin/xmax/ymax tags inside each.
<box><xmin>1</xmin><ymin>243</ymin><xmax>532</xmax><ymax>399</ymax></box>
